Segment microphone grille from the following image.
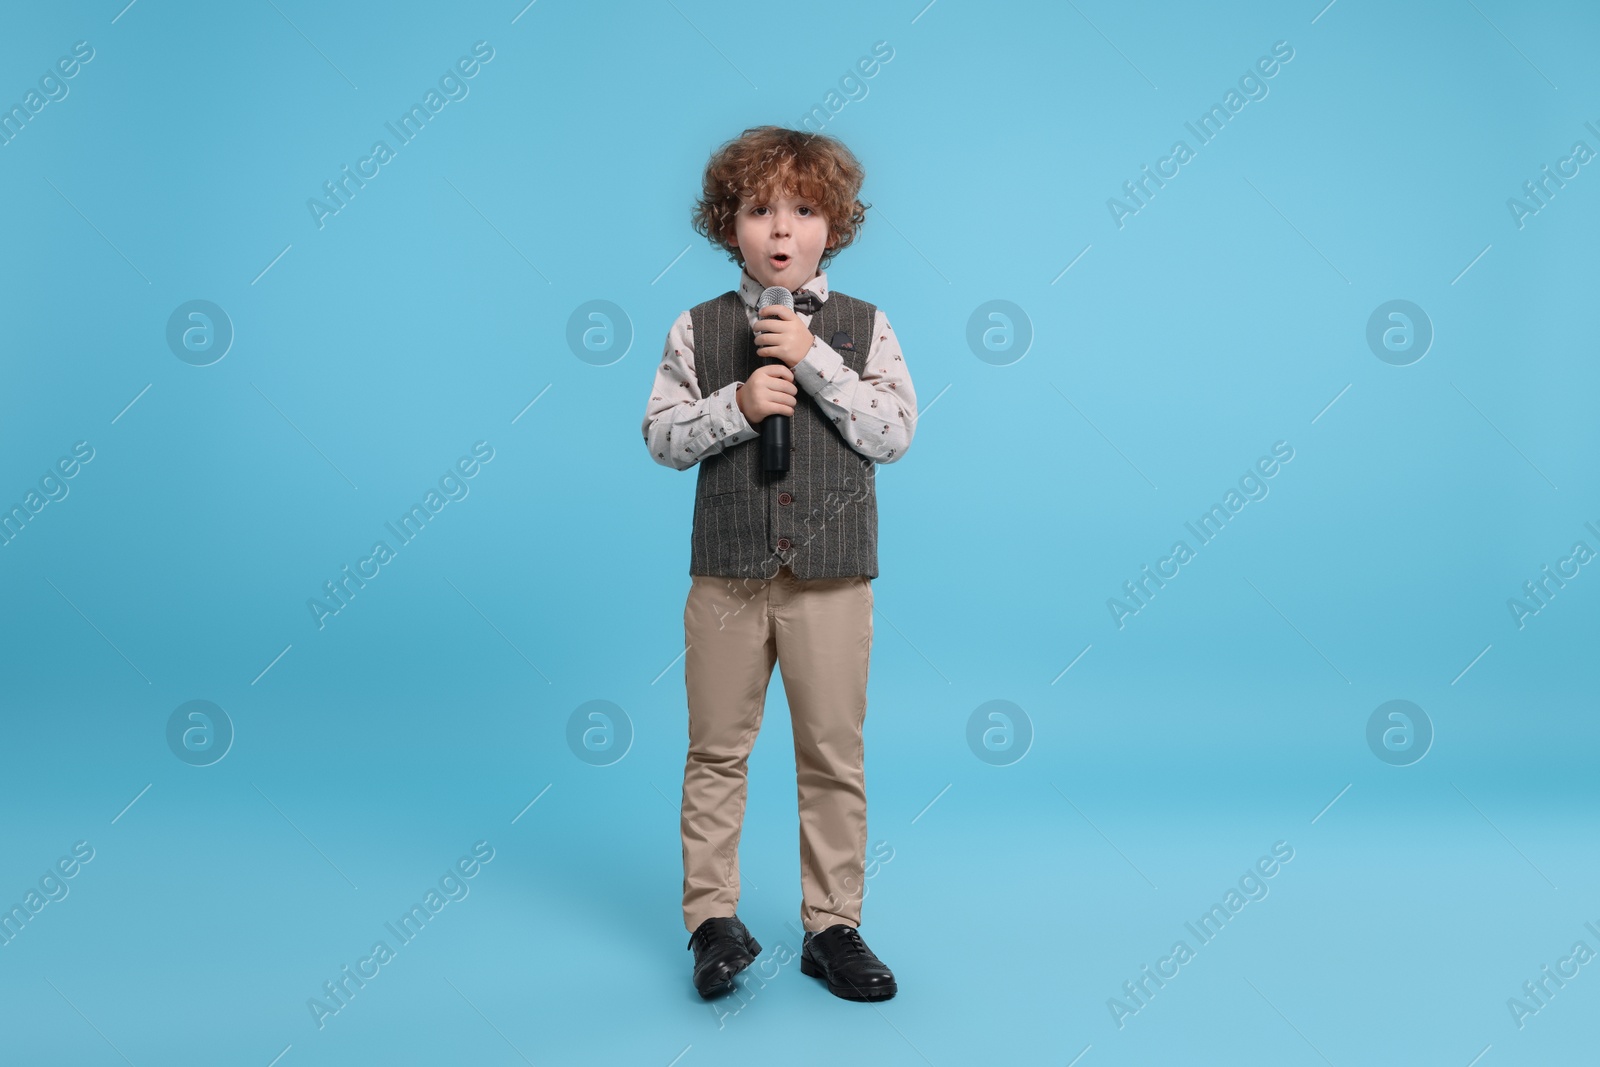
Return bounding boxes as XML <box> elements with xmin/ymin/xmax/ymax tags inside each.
<box><xmin>757</xmin><ymin>285</ymin><xmax>794</xmax><ymax>310</ymax></box>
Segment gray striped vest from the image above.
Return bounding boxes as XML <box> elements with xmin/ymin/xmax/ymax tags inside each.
<box><xmin>687</xmin><ymin>288</ymin><xmax>879</xmax><ymax>580</ymax></box>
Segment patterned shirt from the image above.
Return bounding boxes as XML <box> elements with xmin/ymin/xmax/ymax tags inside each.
<box><xmin>642</xmin><ymin>268</ymin><xmax>917</xmax><ymax>471</ymax></box>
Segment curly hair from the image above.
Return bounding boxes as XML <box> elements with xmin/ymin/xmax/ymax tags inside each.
<box><xmin>691</xmin><ymin>125</ymin><xmax>868</xmax><ymax>270</ymax></box>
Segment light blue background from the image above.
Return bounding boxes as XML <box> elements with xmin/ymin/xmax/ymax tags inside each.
<box><xmin>2</xmin><ymin>0</ymin><xmax>1596</xmax><ymax>1064</ymax></box>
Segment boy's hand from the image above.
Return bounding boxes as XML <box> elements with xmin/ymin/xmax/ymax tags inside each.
<box><xmin>754</xmin><ymin>305</ymin><xmax>813</xmax><ymax>368</ymax></box>
<box><xmin>737</xmin><ymin>363</ymin><xmax>797</xmax><ymax>426</ymax></box>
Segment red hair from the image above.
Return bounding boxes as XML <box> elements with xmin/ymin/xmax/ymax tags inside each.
<box><xmin>692</xmin><ymin>125</ymin><xmax>868</xmax><ymax>269</ymax></box>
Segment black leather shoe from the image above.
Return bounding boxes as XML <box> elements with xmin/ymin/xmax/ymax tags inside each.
<box><xmin>687</xmin><ymin>916</ymin><xmax>762</xmax><ymax>999</ymax></box>
<box><xmin>800</xmin><ymin>924</ymin><xmax>897</xmax><ymax>1001</ymax></box>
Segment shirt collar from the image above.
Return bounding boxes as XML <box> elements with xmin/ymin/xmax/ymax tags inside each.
<box><xmin>738</xmin><ymin>267</ymin><xmax>829</xmax><ymax>311</ymax></box>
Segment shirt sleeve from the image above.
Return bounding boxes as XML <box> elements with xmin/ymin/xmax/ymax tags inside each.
<box><xmin>642</xmin><ymin>311</ymin><xmax>759</xmax><ymax>471</ymax></box>
<box><xmin>791</xmin><ymin>309</ymin><xmax>917</xmax><ymax>463</ymax></box>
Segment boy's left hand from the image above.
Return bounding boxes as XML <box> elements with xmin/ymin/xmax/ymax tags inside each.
<box><xmin>754</xmin><ymin>305</ymin><xmax>813</xmax><ymax>368</ymax></box>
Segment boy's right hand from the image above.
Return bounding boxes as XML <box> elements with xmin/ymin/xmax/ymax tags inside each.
<box><xmin>737</xmin><ymin>363</ymin><xmax>797</xmax><ymax>426</ymax></box>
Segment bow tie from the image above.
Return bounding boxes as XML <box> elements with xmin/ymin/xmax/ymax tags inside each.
<box><xmin>791</xmin><ymin>289</ymin><xmax>822</xmax><ymax>315</ymax></box>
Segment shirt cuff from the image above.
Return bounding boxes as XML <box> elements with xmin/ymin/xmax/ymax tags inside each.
<box><xmin>689</xmin><ymin>381</ymin><xmax>757</xmax><ymax>453</ymax></box>
<box><xmin>793</xmin><ymin>337</ymin><xmax>845</xmax><ymax>396</ymax></box>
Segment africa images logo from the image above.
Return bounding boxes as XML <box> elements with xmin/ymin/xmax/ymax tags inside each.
<box><xmin>306</xmin><ymin>41</ymin><xmax>495</xmax><ymax>229</ymax></box>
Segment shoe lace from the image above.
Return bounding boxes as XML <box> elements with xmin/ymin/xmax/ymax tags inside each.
<box><xmin>689</xmin><ymin>920</ymin><xmax>743</xmax><ymax>953</ymax></box>
<box><xmin>832</xmin><ymin>926</ymin><xmax>872</xmax><ymax>960</ymax></box>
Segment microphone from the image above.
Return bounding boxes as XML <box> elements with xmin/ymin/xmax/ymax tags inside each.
<box><xmin>755</xmin><ymin>285</ymin><xmax>792</xmax><ymax>473</ymax></box>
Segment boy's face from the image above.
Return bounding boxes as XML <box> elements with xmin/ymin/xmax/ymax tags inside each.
<box><xmin>731</xmin><ymin>183</ymin><xmax>834</xmax><ymax>291</ymax></box>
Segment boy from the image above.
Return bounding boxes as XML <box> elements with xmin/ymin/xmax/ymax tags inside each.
<box><xmin>641</xmin><ymin>126</ymin><xmax>916</xmax><ymax>1002</ymax></box>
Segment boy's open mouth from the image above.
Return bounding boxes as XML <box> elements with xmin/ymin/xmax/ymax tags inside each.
<box><xmin>770</xmin><ymin>253</ymin><xmax>791</xmax><ymax>268</ymax></box>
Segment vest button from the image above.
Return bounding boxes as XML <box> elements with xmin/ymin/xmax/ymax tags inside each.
<box><xmin>777</xmin><ymin>537</ymin><xmax>792</xmax><ymax>551</ymax></box>
<box><xmin>778</xmin><ymin>492</ymin><xmax>793</xmax><ymax>505</ymax></box>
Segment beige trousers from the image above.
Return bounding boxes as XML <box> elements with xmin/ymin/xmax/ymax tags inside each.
<box><xmin>681</xmin><ymin>564</ymin><xmax>873</xmax><ymax>934</ymax></box>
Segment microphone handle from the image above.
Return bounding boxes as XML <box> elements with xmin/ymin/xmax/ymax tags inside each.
<box><xmin>760</xmin><ymin>356</ymin><xmax>790</xmax><ymax>472</ymax></box>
